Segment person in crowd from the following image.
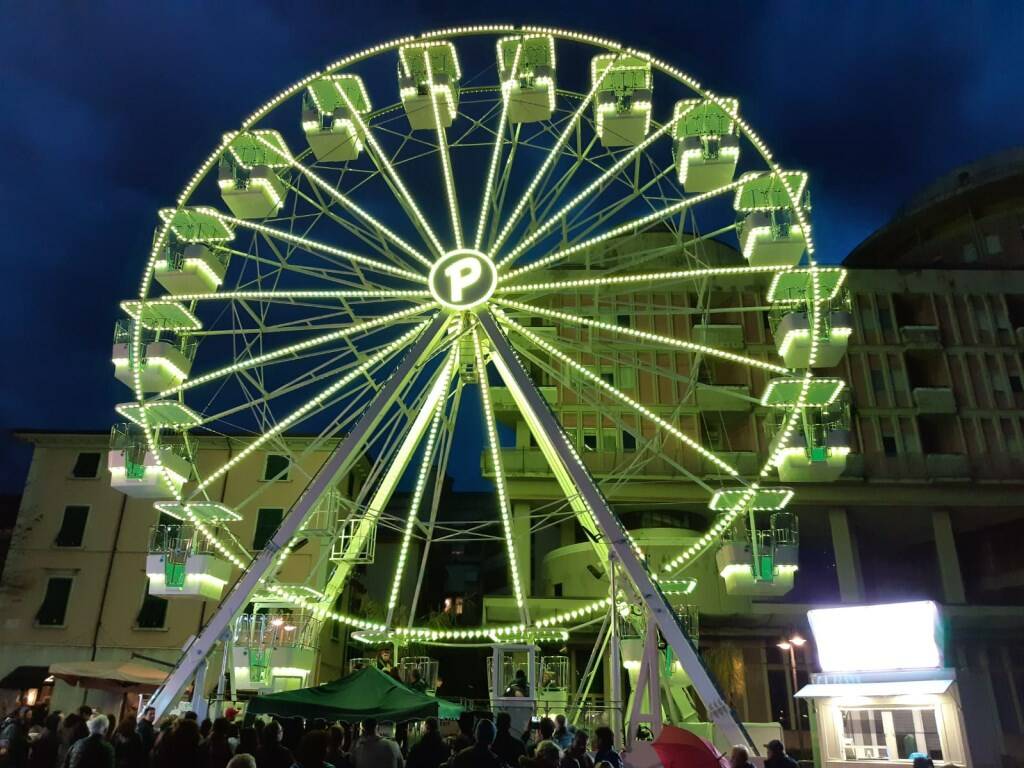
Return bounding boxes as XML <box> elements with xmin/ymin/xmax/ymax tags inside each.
<box><xmin>526</xmin><ymin>719</ymin><xmax>555</xmax><ymax>758</ymax></box>
<box><xmin>449</xmin><ymin>714</ymin><xmax>473</xmax><ymax>757</ymax></box>
<box><xmin>519</xmin><ymin>740</ymin><xmax>560</xmax><ymax>768</ymax></box>
<box><xmin>339</xmin><ymin>723</ymin><xmax>353</xmax><ymax>755</ymax></box>
<box><xmin>552</xmin><ymin>716</ymin><xmax>574</xmax><ymax>752</ymax></box>
<box><xmin>183</xmin><ymin>713</ymin><xmax>199</xmax><ymax>723</ymax></box>
<box><xmin>292</xmin><ymin>731</ymin><xmax>333</xmax><ymax>768</ymax></box>
<box><xmin>491</xmin><ymin>712</ymin><xmax>525</xmax><ymax>767</ymax></box>
<box><xmin>157</xmin><ymin>718</ymin><xmax>202</xmax><ymax>768</ymax></box>
<box><xmin>764</xmin><ymin>739</ymin><xmax>797</xmax><ymax>768</ymax></box>
<box><xmin>238</xmin><ymin>728</ymin><xmax>259</xmax><ymax>759</ymax></box>
<box><xmin>28</xmin><ymin>712</ymin><xmax>61</xmax><ymax>768</ymax></box>
<box><xmin>202</xmin><ymin>717</ymin><xmax>235</xmax><ymax>768</ymax></box>
<box><xmin>103</xmin><ymin>716</ymin><xmax>116</xmax><ymax>743</ymax></box>
<box><xmin>0</xmin><ymin>708</ymin><xmax>30</xmax><ymax>768</ymax></box>
<box><xmin>200</xmin><ymin>720</ymin><xmax>213</xmax><ymax>741</ymax></box>
<box><xmin>450</xmin><ymin>719</ymin><xmax>501</xmax><ymax>768</ymax></box>
<box><xmin>591</xmin><ymin>727</ymin><xmax>620</xmax><ymax>768</ymax></box>
<box><xmin>226</xmin><ymin>756</ymin><xmax>256</xmax><ymax>768</ymax></box>
<box><xmin>64</xmin><ymin>715</ymin><xmax>114</xmax><ymax>768</ymax></box>
<box><xmin>375</xmin><ymin>650</ymin><xmax>392</xmax><ymax>673</ymax></box>
<box><xmin>404</xmin><ymin>717</ymin><xmax>446</xmax><ymax>768</ymax></box>
<box><xmin>324</xmin><ymin>725</ymin><xmax>349</xmax><ymax>768</ymax></box>
<box><xmin>111</xmin><ymin>716</ymin><xmax>144</xmax><ymax>768</ymax></box>
<box><xmin>135</xmin><ymin>709</ymin><xmax>156</xmax><ymax>756</ymax></box>
<box><xmin>349</xmin><ymin>718</ymin><xmax>402</xmax><ymax>768</ymax></box>
<box><xmin>560</xmin><ymin>731</ymin><xmax>592</xmax><ymax>768</ymax></box>
<box><xmin>728</xmin><ymin>745</ymin><xmax>755</xmax><ymax>768</ymax></box>
<box><xmin>254</xmin><ymin>721</ymin><xmax>293</xmax><ymax>768</ymax></box>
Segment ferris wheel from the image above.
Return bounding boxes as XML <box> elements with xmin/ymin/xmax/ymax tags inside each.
<box><xmin>109</xmin><ymin>26</ymin><xmax>850</xmax><ymax>741</ymax></box>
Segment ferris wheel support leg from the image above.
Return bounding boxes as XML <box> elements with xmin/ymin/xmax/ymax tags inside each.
<box><xmin>479</xmin><ymin>312</ymin><xmax>756</xmax><ymax>753</ymax></box>
<box><xmin>146</xmin><ymin>315</ymin><xmax>448</xmax><ymax>718</ymax></box>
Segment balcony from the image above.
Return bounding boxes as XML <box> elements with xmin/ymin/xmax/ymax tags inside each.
<box><xmin>913</xmin><ymin>387</ymin><xmax>956</xmax><ymax>414</ymax></box>
<box><xmin>701</xmin><ymin>451</ymin><xmax>758</xmax><ymax>477</ymax></box>
<box><xmin>490</xmin><ymin>385</ymin><xmax>557</xmax><ymax>412</ymax></box>
<box><xmin>691</xmin><ymin>323</ymin><xmax>744</xmax><ymax>349</ymax></box>
<box><xmin>695</xmin><ymin>385</ymin><xmax>752</xmax><ymax>412</ymax></box>
<box><xmin>925</xmin><ymin>453</ymin><xmax>970</xmax><ymax>480</ymax></box>
<box><xmin>484</xmin><ymin>448</ymin><xmax>689</xmax><ymax>480</ymax></box>
<box><xmin>900</xmin><ymin>325</ymin><xmax>942</xmax><ymax>348</ymax></box>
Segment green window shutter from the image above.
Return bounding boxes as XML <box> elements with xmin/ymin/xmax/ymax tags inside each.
<box><xmin>136</xmin><ymin>579</ymin><xmax>169</xmax><ymax>629</ymax></box>
<box><xmin>253</xmin><ymin>508</ymin><xmax>284</xmax><ymax>550</ymax></box>
<box><xmin>37</xmin><ymin>577</ymin><xmax>72</xmax><ymax>626</ymax></box>
<box><xmin>55</xmin><ymin>506</ymin><xmax>89</xmax><ymax>547</ymax></box>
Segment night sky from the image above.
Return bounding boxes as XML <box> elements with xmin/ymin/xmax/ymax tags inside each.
<box><xmin>2</xmin><ymin>2</ymin><xmax>1022</xmax><ymax>492</ymax></box>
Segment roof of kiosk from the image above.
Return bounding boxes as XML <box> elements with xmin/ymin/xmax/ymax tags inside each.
<box><xmin>247</xmin><ymin>665</ymin><xmax>463</xmax><ymax>721</ymax></box>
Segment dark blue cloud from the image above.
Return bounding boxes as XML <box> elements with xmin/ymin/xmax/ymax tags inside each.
<box><xmin>1</xmin><ymin>1</ymin><xmax>1021</xmax><ymax>490</ymax></box>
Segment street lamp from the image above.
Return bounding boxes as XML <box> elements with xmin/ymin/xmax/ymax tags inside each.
<box><xmin>778</xmin><ymin>635</ymin><xmax>807</xmax><ymax>730</ymax></box>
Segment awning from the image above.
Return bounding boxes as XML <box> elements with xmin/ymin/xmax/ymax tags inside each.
<box><xmin>796</xmin><ymin>678</ymin><xmax>954</xmax><ymax>698</ymax></box>
<box><xmin>49</xmin><ymin>660</ymin><xmax>169</xmax><ymax>694</ymax></box>
<box><xmin>248</xmin><ymin>666</ymin><xmax>463</xmax><ymax>721</ymax></box>
<box><xmin>0</xmin><ymin>666</ymin><xmax>51</xmax><ymax>691</ymax></box>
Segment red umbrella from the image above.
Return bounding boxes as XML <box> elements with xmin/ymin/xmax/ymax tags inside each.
<box><xmin>652</xmin><ymin>725</ymin><xmax>728</xmax><ymax>768</ymax></box>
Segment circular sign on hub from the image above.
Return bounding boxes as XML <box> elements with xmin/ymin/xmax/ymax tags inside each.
<box><xmin>428</xmin><ymin>249</ymin><xmax>497</xmax><ymax>312</ymax></box>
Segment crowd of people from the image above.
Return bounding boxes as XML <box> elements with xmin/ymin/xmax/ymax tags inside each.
<box><xmin>0</xmin><ymin>702</ymin><xmax>803</xmax><ymax>768</ymax></box>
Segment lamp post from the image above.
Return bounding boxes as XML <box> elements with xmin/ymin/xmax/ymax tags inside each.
<box><xmin>778</xmin><ymin>634</ymin><xmax>818</xmax><ymax>767</ymax></box>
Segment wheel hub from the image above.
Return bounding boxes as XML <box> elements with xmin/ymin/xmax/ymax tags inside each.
<box><xmin>428</xmin><ymin>249</ymin><xmax>497</xmax><ymax>312</ymax></box>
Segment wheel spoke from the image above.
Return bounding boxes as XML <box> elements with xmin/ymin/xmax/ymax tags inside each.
<box><xmin>472</xmin><ymin>322</ymin><xmax>530</xmax><ymax>625</ymax></box>
<box><xmin>334</xmin><ymin>90</ymin><xmax>446</xmax><ymax>258</ymax></box>
<box><xmin>497</xmin><ymin>103</ymin><xmax>694</xmax><ymax>269</ymax></box>
<box><xmin>224</xmin><ymin>215</ymin><xmax>424</xmax><ymax>282</ymax></box>
<box><xmin>425</xmin><ymin>57</ymin><xmax>463</xmax><ymax>249</ymax></box>
<box><xmin>385</xmin><ymin>344</ymin><xmax>458</xmax><ymax>625</ymax></box>
<box><xmin>499</xmin><ymin>178</ymin><xmax>744</xmax><ymax>282</ymax></box>
<box><xmin>496</xmin><ymin>297</ymin><xmax>789</xmax><ymax>374</ymax></box>
<box><xmin>490</xmin><ymin>56</ymin><xmax>619</xmax><ymax>255</ymax></box>
<box><xmin>159</xmin><ymin>303</ymin><xmax>435</xmax><ymax>398</ymax></box>
<box><xmin>496</xmin><ymin>309</ymin><xmax>745</xmax><ymax>480</ymax></box>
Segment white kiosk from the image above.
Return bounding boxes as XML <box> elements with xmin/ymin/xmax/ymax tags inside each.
<box><xmin>797</xmin><ymin>601</ymin><xmax>973</xmax><ymax>768</ymax></box>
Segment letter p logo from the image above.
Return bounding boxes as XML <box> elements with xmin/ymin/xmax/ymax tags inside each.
<box><xmin>443</xmin><ymin>257</ymin><xmax>482</xmax><ymax>303</ymax></box>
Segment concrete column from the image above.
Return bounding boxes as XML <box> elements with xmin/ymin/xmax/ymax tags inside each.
<box><xmin>931</xmin><ymin>509</ymin><xmax>966</xmax><ymax>604</ymax></box>
<box><xmin>513</xmin><ymin>502</ymin><xmax>532</xmax><ymax>597</ymax></box>
<box><xmin>828</xmin><ymin>508</ymin><xmax>864</xmax><ymax>602</ymax></box>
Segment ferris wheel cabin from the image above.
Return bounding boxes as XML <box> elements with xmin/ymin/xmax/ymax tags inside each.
<box><xmin>768</xmin><ymin>268</ymin><xmax>854</xmax><ymax>368</ymax></box>
<box><xmin>218</xmin><ymin>131</ymin><xmax>291</xmax><ymax>219</ymax></box>
<box><xmin>673</xmin><ymin>98</ymin><xmax>741</xmax><ymax>193</ymax></box>
<box><xmin>499</xmin><ymin>34</ymin><xmax>556</xmax><ymax>124</ymax></box>
<box><xmin>302</xmin><ymin>74</ymin><xmax>372</xmax><ymax>162</ymax></box>
<box><xmin>233</xmin><ymin>605</ymin><xmax>321</xmax><ymax>693</ymax></box>
<box><xmin>592</xmin><ymin>54</ymin><xmax>652</xmax><ymax>147</ymax></box>
<box><xmin>111</xmin><ymin>312</ymin><xmax>197</xmax><ymax>393</ymax></box>
<box><xmin>145</xmin><ymin>522</ymin><xmax>232</xmax><ymax>600</ymax></box>
<box><xmin>763</xmin><ymin>378</ymin><xmax>852</xmax><ymax>482</ymax></box>
<box><xmin>399</xmin><ymin>41</ymin><xmax>460</xmax><ymax>131</ymax></box>
<box><xmin>107</xmin><ymin>423</ymin><xmax>191</xmax><ymax>498</ymax></box>
<box><xmin>735</xmin><ymin>171</ymin><xmax>810</xmax><ymax>267</ymax></box>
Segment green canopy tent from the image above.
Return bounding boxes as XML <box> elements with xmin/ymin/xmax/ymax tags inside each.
<box><xmin>247</xmin><ymin>666</ymin><xmax>463</xmax><ymax>721</ymax></box>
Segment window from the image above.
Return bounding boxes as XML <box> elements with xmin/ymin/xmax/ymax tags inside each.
<box><xmin>582</xmin><ymin>432</ymin><xmax>598</xmax><ymax>452</ymax></box>
<box><xmin>553</xmin><ymin>583</ymin><xmax>563</xmax><ymax>597</ymax></box>
<box><xmin>882</xmin><ymin>434</ymin><xmax>898</xmax><ymax>457</ymax></box>
<box><xmin>36</xmin><ymin>577</ymin><xmax>72</xmax><ymax>626</ymax></box>
<box><xmin>600</xmin><ymin>371</ymin><xmax>615</xmax><ymax>386</ymax></box>
<box><xmin>618</xmin><ymin>366</ymin><xmax>636</xmax><ymax>389</ymax></box>
<box><xmin>622</xmin><ymin>431</ymin><xmax>637</xmax><ymax>452</ymax></box>
<box><xmin>1011</xmin><ymin>375</ymin><xmax>1023</xmax><ymax>394</ymax></box>
<box><xmin>839</xmin><ymin>707</ymin><xmax>943</xmax><ymax>760</ymax></box>
<box><xmin>263</xmin><ymin>454</ymin><xmax>291</xmax><ymax>481</ymax></box>
<box><xmin>871</xmin><ymin>368</ymin><xmax>886</xmax><ymax>392</ymax></box>
<box><xmin>616</xmin><ymin>314</ymin><xmax>631</xmax><ymax>328</ymax></box>
<box><xmin>253</xmin><ymin>508</ymin><xmax>284</xmax><ymax>550</ymax></box>
<box><xmin>985</xmin><ymin>234</ymin><xmax>1003</xmax><ymax>255</ymax></box>
<box><xmin>72</xmin><ymin>452</ymin><xmax>101</xmax><ymax>478</ymax></box>
<box><xmin>136</xmin><ymin>580</ymin><xmax>168</xmax><ymax>629</ymax></box>
<box><xmin>55</xmin><ymin>506</ymin><xmax>89</xmax><ymax>548</ymax></box>
<box><xmin>878</xmin><ymin>308</ymin><xmax>894</xmax><ymax>331</ymax></box>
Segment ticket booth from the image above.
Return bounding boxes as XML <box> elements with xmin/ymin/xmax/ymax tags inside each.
<box><xmin>796</xmin><ymin>602</ymin><xmax>972</xmax><ymax>768</ymax></box>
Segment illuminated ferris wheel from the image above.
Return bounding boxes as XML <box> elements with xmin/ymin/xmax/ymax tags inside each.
<box><xmin>109</xmin><ymin>26</ymin><xmax>850</xmax><ymax>742</ymax></box>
